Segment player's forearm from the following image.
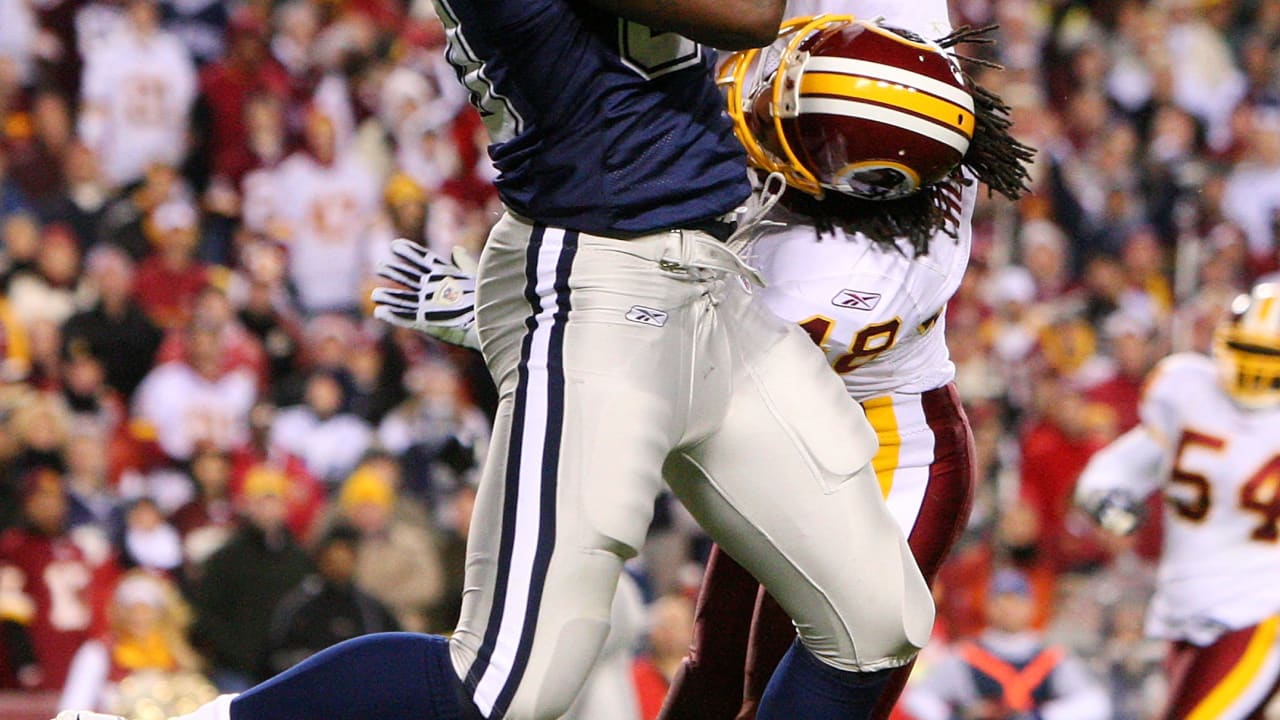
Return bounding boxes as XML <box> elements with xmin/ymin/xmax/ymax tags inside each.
<box><xmin>583</xmin><ymin>0</ymin><xmax>785</xmax><ymax>49</ymax></box>
<box><xmin>1075</xmin><ymin>425</ymin><xmax>1165</xmax><ymax>504</ymax></box>
<box><xmin>1075</xmin><ymin>425</ymin><xmax>1166</xmax><ymax>535</ymax></box>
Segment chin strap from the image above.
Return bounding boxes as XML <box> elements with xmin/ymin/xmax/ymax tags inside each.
<box><xmin>725</xmin><ymin>171</ymin><xmax>789</xmax><ymax>261</ymax></box>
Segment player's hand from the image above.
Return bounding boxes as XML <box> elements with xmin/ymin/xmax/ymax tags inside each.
<box><xmin>372</xmin><ymin>239</ymin><xmax>481</xmax><ymax>351</ymax></box>
<box><xmin>1083</xmin><ymin>489</ymin><xmax>1143</xmax><ymax>536</ymax></box>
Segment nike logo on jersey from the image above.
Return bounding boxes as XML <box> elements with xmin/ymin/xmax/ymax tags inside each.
<box><xmin>831</xmin><ymin>289</ymin><xmax>882</xmax><ymax>311</ymax></box>
<box><xmin>626</xmin><ymin>306</ymin><xmax>669</xmax><ymax>327</ymax></box>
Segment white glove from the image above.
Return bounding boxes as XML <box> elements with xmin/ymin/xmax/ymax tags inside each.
<box><xmin>372</xmin><ymin>239</ymin><xmax>481</xmax><ymax>351</ymax></box>
<box><xmin>1085</xmin><ymin>489</ymin><xmax>1143</xmax><ymax>536</ymax></box>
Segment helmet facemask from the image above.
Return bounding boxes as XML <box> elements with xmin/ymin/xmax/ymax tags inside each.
<box><xmin>1214</xmin><ymin>284</ymin><xmax>1280</xmax><ymax>409</ymax></box>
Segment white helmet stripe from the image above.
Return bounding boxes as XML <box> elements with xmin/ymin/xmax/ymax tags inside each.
<box><xmin>805</xmin><ymin>56</ymin><xmax>974</xmax><ymax>112</ymax></box>
<box><xmin>799</xmin><ymin>97</ymin><xmax>971</xmax><ymax>155</ymax></box>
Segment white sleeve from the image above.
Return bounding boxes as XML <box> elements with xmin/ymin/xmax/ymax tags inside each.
<box><xmin>1074</xmin><ymin>425</ymin><xmax>1167</xmax><ymax>507</ymax></box>
<box><xmin>1040</xmin><ymin>654</ymin><xmax>1112</xmax><ymax>720</ymax></box>
<box><xmin>57</xmin><ymin>639</ymin><xmax>110</xmax><ymax>712</ymax></box>
<box><xmin>1137</xmin><ymin>358</ymin><xmax>1185</xmax><ymax>446</ymax></box>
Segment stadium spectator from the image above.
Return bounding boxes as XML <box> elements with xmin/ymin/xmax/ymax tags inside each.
<box><xmin>255</xmin><ymin>107</ymin><xmax>378</xmax><ymax>315</ymax></box>
<box><xmin>198</xmin><ymin>11</ymin><xmax>289</xmax><ymax>188</ymax></box>
<box><xmin>234</xmin><ymin>244</ymin><xmax>304</xmax><ymax>389</ymax></box>
<box><xmin>7</xmin><ymin>92</ymin><xmax>74</xmax><ymax>207</ymax></box>
<box><xmin>40</xmin><ymin>141</ymin><xmax>110</xmax><ymax>249</ymax></box>
<box><xmin>334</xmin><ymin>467</ymin><xmax>442</xmax><ymax>633</ymax></box>
<box><xmin>133</xmin><ymin>200</ymin><xmax>211</xmax><ymax>330</ymax></box>
<box><xmin>77</xmin><ymin>0</ymin><xmax>196</xmax><ymax>189</ymax></box>
<box><xmin>59</xmin><ymin>352</ymin><xmax>127</xmax><ymax>445</ymax></box>
<box><xmin>99</xmin><ymin>162</ymin><xmax>190</xmax><ymax>263</ymax></box>
<box><xmin>4</xmin><ymin>392</ymin><xmax>71</xmax><ymax>497</ymax></box>
<box><xmin>1</xmin><ymin>212</ymin><xmax>40</xmax><ymax>290</ymax></box>
<box><xmin>6</xmin><ymin>225</ymin><xmax>82</xmax><ymax>327</ymax></box>
<box><xmin>227</xmin><ymin>405</ymin><xmax>325</xmax><ymax>542</ymax></box>
<box><xmin>1017</xmin><ymin>377</ymin><xmax>1113</xmax><ymax>574</ymax></box>
<box><xmin>264</xmin><ymin>524</ymin><xmax>399</xmax><ymax>675</ymax></box>
<box><xmin>62</xmin><ymin>245</ymin><xmax>164</xmax><ymax>397</ymax></box>
<box><xmin>57</xmin><ymin>571</ymin><xmax>210</xmax><ymax>716</ymax></box>
<box><xmin>425</xmin><ymin>481</ymin><xmax>474</xmax><ymax>634</ymax></box>
<box><xmin>131</xmin><ymin>322</ymin><xmax>256</xmax><ymax>463</ymax></box>
<box><xmin>188</xmin><ymin>466</ymin><xmax>309</xmax><ymax>690</ymax></box>
<box><xmin>62</xmin><ymin>430</ymin><xmax>122</xmax><ymax>536</ymax></box>
<box><xmin>632</xmin><ymin>593</ymin><xmax>696</xmax><ymax>720</ymax></box>
<box><xmin>169</xmin><ymin>447</ymin><xmax>237</xmax><ymax>577</ymax></box>
<box><xmin>117</xmin><ymin>497</ymin><xmax>182</xmax><ymax>576</ymax></box>
<box><xmin>902</xmin><ymin>569</ymin><xmax>1111</xmax><ymax>720</ymax></box>
<box><xmin>0</xmin><ymin>470</ymin><xmax>119</xmax><ymax>691</ymax></box>
<box><xmin>269</xmin><ymin>371</ymin><xmax>371</xmax><ymax>489</ymax></box>
<box><xmin>377</xmin><ymin>358</ymin><xmax>487</xmax><ymax>507</ymax></box>
<box><xmin>154</xmin><ymin>285</ymin><xmax>267</xmax><ymax>389</ymax></box>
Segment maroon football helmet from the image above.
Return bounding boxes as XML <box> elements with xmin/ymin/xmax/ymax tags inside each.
<box><xmin>722</xmin><ymin>16</ymin><xmax>975</xmax><ymax>200</ymax></box>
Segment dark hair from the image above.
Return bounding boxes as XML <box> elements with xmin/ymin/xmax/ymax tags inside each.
<box><xmin>314</xmin><ymin>524</ymin><xmax>361</xmax><ymax>554</ymax></box>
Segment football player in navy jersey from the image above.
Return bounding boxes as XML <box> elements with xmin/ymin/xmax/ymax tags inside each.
<box><xmin>372</xmin><ymin>7</ymin><xmax>1034</xmax><ymax>720</ymax></box>
<box><xmin>57</xmin><ymin>3</ymin><xmax>940</xmax><ymax>720</ymax></box>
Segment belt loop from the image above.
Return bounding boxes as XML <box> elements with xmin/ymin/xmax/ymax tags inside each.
<box><xmin>660</xmin><ymin>229</ymin><xmax>682</xmax><ymax>272</ymax></box>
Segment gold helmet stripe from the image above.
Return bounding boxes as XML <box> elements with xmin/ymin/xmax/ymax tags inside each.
<box><xmin>799</xmin><ymin>72</ymin><xmax>976</xmax><ymax>137</ymax></box>
<box><xmin>805</xmin><ymin>56</ymin><xmax>973</xmax><ymax>111</ymax></box>
<box><xmin>799</xmin><ymin>97</ymin><xmax>972</xmax><ymax>155</ymax></box>
<box><xmin>1257</xmin><ymin>296</ymin><xmax>1277</xmax><ymax>326</ymax></box>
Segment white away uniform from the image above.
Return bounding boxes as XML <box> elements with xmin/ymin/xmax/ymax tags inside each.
<box><xmin>745</xmin><ymin>179</ymin><xmax>975</xmax><ymax>538</ymax></box>
<box><xmin>1077</xmin><ymin>353</ymin><xmax>1280</xmax><ymax>719</ymax></box>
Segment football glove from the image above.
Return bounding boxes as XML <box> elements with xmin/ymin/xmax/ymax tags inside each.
<box><xmin>1083</xmin><ymin>489</ymin><xmax>1143</xmax><ymax>536</ymax></box>
<box><xmin>372</xmin><ymin>239</ymin><xmax>480</xmax><ymax>351</ymax></box>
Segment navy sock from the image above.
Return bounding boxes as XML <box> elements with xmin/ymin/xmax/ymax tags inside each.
<box><xmin>756</xmin><ymin>639</ymin><xmax>894</xmax><ymax>720</ymax></box>
<box><xmin>230</xmin><ymin>632</ymin><xmax>464</xmax><ymax>720</ymax></box>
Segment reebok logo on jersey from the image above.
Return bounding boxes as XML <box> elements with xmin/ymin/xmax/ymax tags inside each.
<box><xmin>626</xmin><ymin>306</ymin><xmax>668</xmax><ymax>327</ymax></box>
<box><xmin>831</xmin><ymin>289</ymin><xmax>882</xmax><ymax>311</ymax></box>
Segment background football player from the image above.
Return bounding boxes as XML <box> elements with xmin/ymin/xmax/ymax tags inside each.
<box><xmin>1077</xmin><ymin>282</ymin><xmax>1280</xmax><ymax>720</ymax></box>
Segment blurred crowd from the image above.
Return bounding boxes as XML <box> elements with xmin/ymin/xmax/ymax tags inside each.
<box><xmin>0</xmin><ymin>0</ymin><xmax>1277</xmax><ymax>717</ymax></box>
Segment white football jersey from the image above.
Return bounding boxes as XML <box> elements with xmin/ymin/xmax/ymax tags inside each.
<box><xmin>79</xmin><ymin>28</ymin><xmax>196</xmax><ymax>186</ymax></box>
<box><xmin>746</xmin><ymin>181</ymin><xmax>975</xmax><ymax>399</ymax></box>
<box><xmin>269</xmin><ymin>151</ymin><xmax>380</xmax><ymax>313</ymax></box>
<box><xmin>132</xmin><ymin>362</ymin><xmax>257</xmax><ymax>461</ymax></box>
<box><xmin>786</xmin><ymin>0</ymin><xmax>953</xmax><ymax>38</ymax></box>
<box><xmin>1081</xmin><ymin>353</ymin><xmax>1280</xmax><ymax>644</ymax></box>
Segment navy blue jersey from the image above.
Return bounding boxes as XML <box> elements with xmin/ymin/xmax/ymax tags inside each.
<box><xmin>433</xmin><ymin>0</ymin><xmax>751</xmax><ymax>236</ymax></box>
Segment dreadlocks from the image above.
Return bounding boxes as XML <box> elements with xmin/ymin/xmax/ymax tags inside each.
<box><xmin>793</xmin><ymin>25</ymin><xmax>1036</xmax><ymax>256</ymax></box>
